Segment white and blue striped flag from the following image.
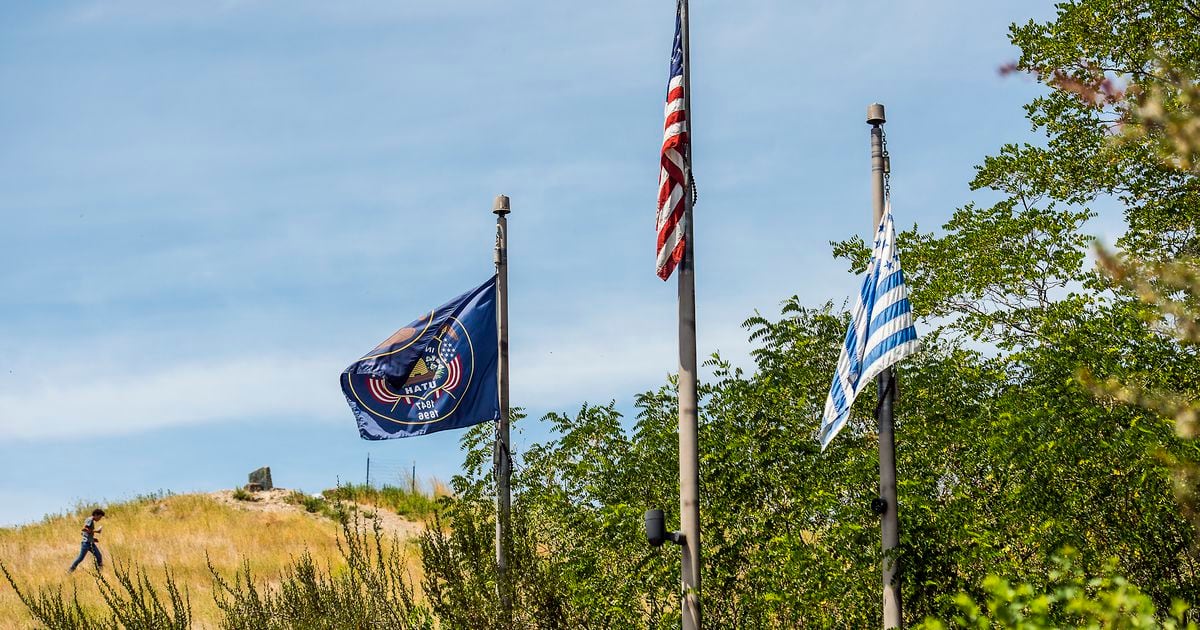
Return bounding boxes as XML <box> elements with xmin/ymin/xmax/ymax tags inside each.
<box><xmin>819</xmin><ymin>204</ymin><xmax>920</xmax><ymax>449</ymax></box>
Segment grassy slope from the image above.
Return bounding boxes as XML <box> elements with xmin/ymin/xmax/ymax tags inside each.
<box><xmin>0</xmin><ymin>491</ymin><xmax>423</xmax><ymax>629</ymax></box>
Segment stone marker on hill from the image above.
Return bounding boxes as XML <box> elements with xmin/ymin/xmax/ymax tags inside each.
<box><xmin>247</xmin><ymin>466</ymin><xmax>273</xmax><ymax>491</ymax></box>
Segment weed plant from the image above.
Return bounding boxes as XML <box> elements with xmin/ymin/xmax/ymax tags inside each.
<box><xmin>230</xmin><ymin>488</ymin><xmax>257</xmax><ymax>502</ymax></box>
<box><xmin>1</xmin><ymin>560</ymin><xmax>190</xmax><ymax>630</ymax></box>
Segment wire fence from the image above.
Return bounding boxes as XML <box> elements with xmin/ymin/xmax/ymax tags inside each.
<box><xmin>359</xmin><ymin>456</ymin><xmax>449</xmax><ymax>496</ymax></box>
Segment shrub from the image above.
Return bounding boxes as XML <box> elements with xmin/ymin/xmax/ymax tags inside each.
<box><xmin>419</xmin><ymin>498</ymin><xmax>572</xmax><ymax>628</ymax></box>
<box><xmin>322</xmin><ymin>482</ymin><xmax>445</xmax><ymax>520</ymax></box>
<box><xmin>919</xmin><ymin>551</ymin><xmax>1198</xmax><ymax>629</ymax></box>
<box><xmin>282</xmin><ymin>491</ymin><xmax>344</xmax><ymax>521</ymax></box>
<box><xmin>230</xmin><ymin>488</ymin><xmax>257</xmax><ymax>502</ymax></box>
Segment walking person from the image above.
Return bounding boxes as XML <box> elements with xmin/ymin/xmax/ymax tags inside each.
<box><xmin>68</xmin><ymin>508</ymin><xmax>105</xmax><ymax>572</ymax></box>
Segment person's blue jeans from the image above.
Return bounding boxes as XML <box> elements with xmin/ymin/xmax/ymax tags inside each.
<box><xmin>69</xmin><ymin>540</ymin><xmax>102</xmax><ymax>571</ymax></box>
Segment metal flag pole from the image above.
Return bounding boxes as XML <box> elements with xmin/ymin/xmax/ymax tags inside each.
<box><xmin>493</xmin><ymin>194</ymin><xmax>512</xmax><ymax>619</ymax></box>
<box><xmin>868</xmin><ymin>103</ymin><xmax>903</xmax><ymax>629</ymax></box>
<box><xmin>678</xmin><ymin>1</ymin><xmax>702</xmax><ymax>628</ymax></box>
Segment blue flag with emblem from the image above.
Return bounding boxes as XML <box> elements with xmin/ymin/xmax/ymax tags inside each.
<box><xmin>340</xmin><ymin>276</ymin><xmax>499</xmax><ymax>440</ymax></box>
<box><xmin>819</xmin><ymin>204</ymin><xmax>920</xmax><ymax>449</ymax></box>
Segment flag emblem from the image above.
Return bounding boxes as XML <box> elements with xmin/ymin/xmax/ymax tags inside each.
<box><xmin>656</xmin><ymin>3</ymin><xmax>689</xmax><ymax>280</ymax></box>
<box><xmin>340</xmin><ymin>276</ymin><xmax>499</xmax><ymax>440</ymax></box>
<box><xmin>819</xmin><ymin>206</ymin><xmax>920</xmax><ymax>449</ymax></box>
<box><xmin>359</xmin><ymin>324</ymin><xmax>466</xmax><ymax>408</ymax></box>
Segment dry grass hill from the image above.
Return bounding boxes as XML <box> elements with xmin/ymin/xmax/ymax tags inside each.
<box><xmin>0</xmin><ymin>485</ymin><xmax>440</xmax><ymax>629</ymax></box>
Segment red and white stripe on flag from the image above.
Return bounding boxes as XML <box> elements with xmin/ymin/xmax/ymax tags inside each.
<box><xmin>656</xmin><ymin>5</ymin><xmax>689</xmax><ymax>280</ymax></box>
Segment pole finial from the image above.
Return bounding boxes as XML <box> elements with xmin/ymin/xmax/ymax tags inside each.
<box><xmin>493</xmin><ymin>195</ymin><xmax>511</xmax><ymax>216</ymax></box>
<box><xmin>867</xmin><ymin>103</ymin><xmax>886</xmax><ymax>126</ymax></box>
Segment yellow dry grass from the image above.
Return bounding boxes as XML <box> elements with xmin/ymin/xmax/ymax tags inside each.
<box><xmin>0</xmin><ymin>491</ymin><xmax>423</xmax><ymax>629</ymax></box>
<box><xmin>429</xmin><ymin>478</ymin><xmax>452</xmax><ymax>498</ymax></box>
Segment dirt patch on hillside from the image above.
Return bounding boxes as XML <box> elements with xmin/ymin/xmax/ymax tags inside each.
<box><xmin>208</xmin><ymin>489</ymin><xmax>424</xmax><ymax>541</ymax></box>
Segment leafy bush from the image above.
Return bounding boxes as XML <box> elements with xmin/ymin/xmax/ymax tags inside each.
<box><xmin>416</xmin><ymin>408</ymin><xmax>682</xmax><ymax>628</ymax></box>
<box><xmin>419</xmin><ymin>497</ymin><xmax>575</xmax><ymax>629</ymax></box>
<box><xmin>919</xmin><ymin>551</ymin><xmax>1198</xmax><ymax>629</ymax></box>
<box><xmin>283</xmin><ymin>491</ymin><xmax>344</xmax><ymax>521</ymax></box>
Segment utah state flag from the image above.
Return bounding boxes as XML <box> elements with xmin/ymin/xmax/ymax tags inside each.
<box><xmin>340</xmin><ymin>276</ymin><xmax>499</xmax><ymax>439</ymax></box>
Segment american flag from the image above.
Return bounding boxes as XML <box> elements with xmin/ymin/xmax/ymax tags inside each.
<box><xmin>656</xmin><ymin>3</ymin><xmax>689</xmax><ymax>280</ymax></box>
<box><xmin>819</xmin><ymin>205</ymin><xmax>920</xmax><ymax>449</ymax></box>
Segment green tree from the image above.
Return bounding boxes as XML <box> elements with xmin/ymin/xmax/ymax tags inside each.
<box><xmin>1004</xmin><ymin>0</ymin><xmax>1200</xmax><ymax>261</ymax></box>
<box><xmin>417</xmin><ymin>1</ymin><xmax>1200</xmax><ymax>627</ymax></box>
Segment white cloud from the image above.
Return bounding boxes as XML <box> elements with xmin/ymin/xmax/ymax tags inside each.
<box><xmin>0</xmin><ymin>0</ymin><xmax>1057</xmax><ymax>445</ymax></box>
<box><xmin>0</xmin><ymin>288</ymin><xmax>764</xmax><ymax>440</ymax></box>
<box><xmin>509</xmin><ymin>291</ymin><xmax>763</xmax><ymax>410</ymax></box>
<box><xmin>58</xmin><ymin>0</ymin><xmax>490</xmax><ymax>27</ymax></box>
<box><xmin>0</xmin><ymin>355</ymin><xmax>346</xmax><ymax>440</ymax></box>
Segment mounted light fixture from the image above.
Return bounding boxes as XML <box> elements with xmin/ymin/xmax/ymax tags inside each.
<box><xmin>645</xmin><ymin>509</ymin><xmax>684</xmax><ymax>547</ymax></box>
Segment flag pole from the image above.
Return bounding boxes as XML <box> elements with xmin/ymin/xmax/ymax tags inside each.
<box><xmin>868</xmin><ymin>103</ymin><xmax>903</xmax><ymax>629</ymax></box>
<box><xmin>493</xmin><ymin>194</ymin><xmax>512</xmax><ymax>620</ymax></box>
<box><xmin>678</xmin><ymin>1</ymin><xmax>702</xmax><ymax>628</ymax></box>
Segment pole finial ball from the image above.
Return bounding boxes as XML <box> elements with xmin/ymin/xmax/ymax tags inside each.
<box><xmin>867</xmin><ymin>103</ymin><xmax>886</xmax><ymax>126</ymax></box>
<box><xmin>493</xmin><ymin>195</ymin><xmax>511</xmax><ymax>216</ymax></box>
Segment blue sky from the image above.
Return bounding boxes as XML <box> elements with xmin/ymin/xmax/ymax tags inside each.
<box><xmin>0</xmin><ymin>0</ymin><xmax>1060</xmax><ymax>526</ymax></box>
